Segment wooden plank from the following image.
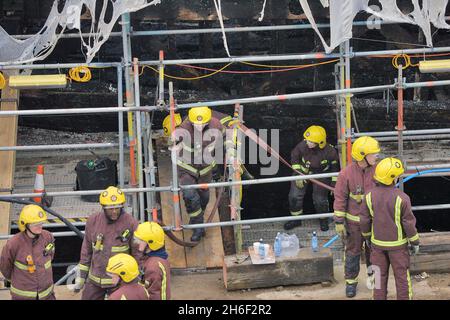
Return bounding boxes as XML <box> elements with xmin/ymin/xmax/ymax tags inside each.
<box><xmin>416</xmin><ymin>232</ymin><xmax>450</xmax><ymax>254</ymax></box>
<box><xmin>223</xmin><ymin>248</ymin><xmax>334</xmax><ymax>291</ymax></box>
<box><xmin>411</xmin><ymin>252</ymin><xmax>450</xmax><ymax>274</ymax></box>
<box><xmin>155</xmin><ymin>139</ymin><xmax>187</xmax><ymax>269</ymax></box>
<box><xmin>0</xmin><ymin>72</ymin><xmax>19</xmax><ymax>256</ymax></box>
<box><xmin>184</xmin><ymin>187</ymin><xmax>224</xmax><ymax>269</ymax></box>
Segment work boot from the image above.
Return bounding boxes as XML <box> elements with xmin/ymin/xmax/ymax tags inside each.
<box><xmin>346</xmin><ymin>283</ymin><xmax>357</xmax><ymax>298</ymax></box>
<box><xmin>319</xmin><ymin>218</ymin><xmax>329</xmax><ymax>232</ymax></box>
<box><xmin>190</xmin><ymin>228</ymin><xmax>206</xmax><ymax>242</ymax></box>
<box><xmin>189</xmin><ymin>215</ymin><xmax>206</xmax><ymax>242</ymax></box>
<box><xmin>284</xmin><ymin>219</ymin><xmax>302</xmax><ymax>230</ymax></box>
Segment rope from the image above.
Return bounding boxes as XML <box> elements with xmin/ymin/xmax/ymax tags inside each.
<box><xmin>140</xmin><ymin>63</ymin><xmax>233</xmax><ymax>80</ymax></box>
<box><xmin>68</xmin><ymin>66</ymin><xmax>92</xmax><ymax>82</ymax></box>
<box><xmin>0</xmin><ymin>72</ymin><xmax>6</xmax><ymax>89</ymax></box>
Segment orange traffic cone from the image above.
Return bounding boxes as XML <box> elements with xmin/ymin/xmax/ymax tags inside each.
<box><xmin>32</xmin><ymin>165</ymin><xmax>45</xmax><ymax>203</ymax></box>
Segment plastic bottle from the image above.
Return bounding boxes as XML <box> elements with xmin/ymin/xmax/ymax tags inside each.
<box><xmin>258</xmin><ymin>238</ymin><xmax>265</xmax><ymax>259</ymax></box>
<box><xmin>274</xmin><ymin>233</ymin><xmax>282</xmax><ymax>257</ymax></box>
<box><xmin>312</xmin><ymin>231</ymin><xmax>319</xmax><ymax>252</ymax></box>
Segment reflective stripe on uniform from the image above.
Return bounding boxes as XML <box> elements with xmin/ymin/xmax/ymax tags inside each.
<box><xmin>88</xmin><ymin>272</ymin><xmax>113</xmax><ymax>285</ymax></box>
<box><xmin>334</xmin><ymin>210</ymin><xmax>347</xmax><ymax>218</ymax></box>
<box><xmin>111</xmin><ymin>245</ymin><xmax>130</xmax><ymax>253</ymax></box>
<box><xmin>346</xmin><ymin>278</ymin><xmax>358</xmax><ymax>284</ymax></box>
<box><xmin>44</xmin><ymin>260</ymin><xmax>52</xmax><ymax>270</ymax></box>
<box><xmin>407</xmin><ymin>270</ymin><xmax>413</xmax><ymax>300</ymax></box>
<box><xmin>120</xmin><ymin>294</ymin><xmax>127</xmax><ymax>300</ymax></box>
<box><xmin>177</xmin><ymin>160</ymin><xmax>216</xmax><ymax>176</ymax></box>
<box><xmin>321</xmin><ymin>160</ymin><xmax>328</xmax><ymax>165</ymax></box>
<box><xmin>290</xmin><ymin>210</ymin><xmax>303</xmax><ymax>216</ymax></box>
<box><xmin>346</xmin><ymin>213</ymin><xmax>360</xmax><ymax>223</ymax></box>
<box><xmin>14</xmin><ymin>261</ymin><xmax>28</xmax><ymax>271</ymax></box>
<box><xmin>220</xmin><ymin>116</ymin><xmax>232</xmax><ymax>125</ymax></box>
<box><xmin>409</xmin><ymin>233</ymin><xmax>420</xmax><ymax>242</ymax></box>
<box><xmin>158</xmin><ymin>262</ymin><xmax>167</xmax><ymax>300</ymax></box>
<box><xmin>188</xmin><ymin>209</ymin><xmax>202</xmax><ymax>218</ymax></box>
<box><xmin>349</xmin><ymin>192</ymin><xmax>365</xmax><ymax>203</ymax></box>
<box><xmin>367</xmin><ymin>194</ymin><xmax>408</xmax><ymax>247</ymax></box>
<box><xmin>332</xmin><ymin>176</ymin><xmax>338</xmax><ymax>182</ymax></box>
<box><xmin>177</xmin><ymin>160</ymin><xmax>198</xmax><ymax>174</ymax></box>
<box><xmin>362</xmin><ymin>232</ymin><xmax>372</xmax><ymax>237</ymax></box>
<box><xmin>10</xmin><ymin>285</ymin><xmax>53</xmax><ymax>299</ymax></box>
<box><xmin>292</xmin><ymin>164</ymin><xmax>301</xmax><ymax>170</ymax></box>
<box><xmin>78</xmin><ymin>263</ymin><xmax>90</xmax><ymax>272</ymax></box>
<box><xmin>199</xmin><ymin>161</ymin><xmax>216</xmax><ymax>176</ymax></box>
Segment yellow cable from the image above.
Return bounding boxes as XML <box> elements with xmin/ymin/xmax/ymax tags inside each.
<box><xmin>68</xmin><ymin>66</ymin><xmax>92</xmax><ymax>82</ymax></box>
<box><xmin>141</xmin><ymin>63</ymin><xmax>233</xmax><ymax>81</ymax></box>
<box><xmin>392</xmin><ymin>54</ymin><xmax>419</xmax><ymax>69</ymax></box>
<box><xmin>0</xmin><ymin>72</ymin><xmax>5</xmax><ymax>90</ymax></box>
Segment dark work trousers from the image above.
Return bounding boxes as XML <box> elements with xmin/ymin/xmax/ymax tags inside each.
<box><xmin>344</xmin><ymin>222</ymin><xmax>371</xmax><ymax>285</ymax></box>
<box><xmin>288</xmin><ymin>178</ymin><xmax>331</xmax><ymax>216</ymax></box>
<box><xmin>179</xmin><ymin>171</ymin><xmax>212</xmax><ymax>224</ymax></box>
<box><xmin>370</xmin><ymin>246</ymin><xmax>412</xmax><ymax>300</ymax></box>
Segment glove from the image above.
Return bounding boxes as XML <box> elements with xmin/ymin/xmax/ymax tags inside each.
<box><xmin>409</xmin><ymin>244</ymin><xmax>420</xmax><ymax>256</ymax></box>
<box><xmin>335</xmin><ymin>223</ymin><xmax>346</xmax><ymax>239</ymax></box>
<box><xmin>295</xmin><ymin>179</ymin><xmax>306</xmax><ymax>189</ymax></box>
<box><xmin>73</xmin><ymin>277</ymin><xmax>85</xmax><ymax>293</ymax></box>
<box><xmin>364</xmin><ymin>239</ymin><xmax>372</xmax><ymax>251</ymax></box>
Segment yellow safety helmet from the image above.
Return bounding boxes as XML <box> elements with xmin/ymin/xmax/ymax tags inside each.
<box><xmin>18</xmin><ymin>204</ymin><xmax>48</xmax><ymax>232</ymax></box>
<box><xmin>99</xmin><ymin>186</ymin><xmax>126</xmax><ymax>208</ymax></box>
<box><xmin>162</xmin><ymin>113</ymin><xmax>182</xmax><ymax>137</ymax></box>
<box><xmin>188</xmin><ymin>106</ymin><xmax>211</xmax><ymax>125</ymax></box>
<box><xmin>351</xmin><ymin>136</ymin><xmax>381</xmax><ymax>161</ymax></box>
<box><xmin>374</xmin><ymin>157</ymin><xmax>404</xmax><ymax>186</ymax></box>
<box><xmin>303</xmin><ymin>125</ymin><xmax>327</xmax><ymax>149</ymax></box>
<box><xmin>106</xmin><ymin>253</ymin><xmax>140</xmax><ymax>283</ymax></box>
<box><xmin>134</xmin><ymin>221</ymin><xmax>165</xmax><ymax>251</ymax></box>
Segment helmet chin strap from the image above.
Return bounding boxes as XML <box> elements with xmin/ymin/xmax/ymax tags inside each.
<box><xmin>25</xmin><ymin>225</ymin><xmax>40</xmax><ymax>239</ymax></box>
<box><xmin>104</xmin><ymin>207</ymin><xmax>124</xmax><ymax>224</ymax></box>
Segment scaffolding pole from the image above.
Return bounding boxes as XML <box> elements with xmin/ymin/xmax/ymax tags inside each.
<box><xmin>133</xmin><ymin>58</ymin><xmax>146</xmax><ymax>222</ymax></box>
<box><xmin>354</xmin><ymin>128</ymin><xmax>450</xmax><ymax>137</ymax></box>
<box><xmin>2</xmin><ymin>202</ymin><xmax>450</xmax><ymax>239</ymax></box>
<box><xmin>121</xmin><ymin>13</ymin><xmax>139</xmax><ymax>220</ymax></box>
<box><xmin>117</xmin><ymin>65</ymin><xmax>125</xmax><ymax>188</ymax></box>
<box><xmin>397</xmin><ymin>66</ymin><xmax>405</xmax><ymax>191</ymax></box>
<box><xmin>0</xmin><ymin>143</ymin><xmax>118</xmax><ymax>152</ymax></box>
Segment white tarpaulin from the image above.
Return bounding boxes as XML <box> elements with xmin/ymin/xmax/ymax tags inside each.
<box><xmin>299</xmin><ymin>0</ymin><xmax>450</xmax><ymax>53</ymax></box>
<box><xmin>0</xmin><ymin>0</ymin><xmax>161</xmax><ymax>64</ymax></box>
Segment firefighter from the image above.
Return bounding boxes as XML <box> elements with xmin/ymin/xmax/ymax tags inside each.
<box><xmin>360</xmin><ymin>157</ymin><xmax>420</xmax><ymax>300</ymax></box>
<box><xmin>0</xmin><ymin>204</ymin><xmax>55</xmax><ymax>300</ymax></box>
<box><xmin>133</xmin><ymin>221</ymin><xmax>171</xmax><ymax>300</ymax></box>
<box><xmin>173</xmin><ymin>106</ymin><xmax>234</xmax><ymax>242</ymax></box>
<box><xmin>333</xmin><ymin>135</ymin><xmax>380</xmax><ymax>298</ymax></box>
<box><xmin>105</xmin><ymin>253</ymin><xmax>149</xmax><ymax>300</ymax></box>
<box><xmin>74</xmin><ymin>186</ymin><xmax>140</xmax><ymax>300</ymax></box>
<box><xmin>284</xmin><ymin>125</ymin><xmax>340</xmax><ymax>232</ymax></box>
<box><xmin>162</xmin><ymin>109</ymin><xmax>253</xmax><ymax>181</ymax></box>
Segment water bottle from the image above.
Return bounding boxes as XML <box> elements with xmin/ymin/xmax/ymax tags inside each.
<box><xmin>274</xmin><ymin>233</ymin><xmax>282</xmax><ymax>257</ymax></box>
<box><xmin>312</xmin><ymin>231</ymin><xmax>319</xmax><ymax>252</ymax></box>
<box><xmin>258</xmin><ymin>238</ymin><xmax>265</xmax><ymax>259</ymax></box>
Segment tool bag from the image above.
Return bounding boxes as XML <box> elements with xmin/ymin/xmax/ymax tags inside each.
<box><xmin>75</xmin><ymin>157</ymin><xmax>118</xmax><ymax>202</ymax></box>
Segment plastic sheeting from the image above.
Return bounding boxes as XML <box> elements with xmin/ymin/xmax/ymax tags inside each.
<box><xmin>299</xmin><ymin>0</ymin><xmax>450</xmax><ymax>53</ymax></box>
<box><xmin>0</xmin><ymin>0</ymin><xmax>161</xmax><ymax>65</ymax></box>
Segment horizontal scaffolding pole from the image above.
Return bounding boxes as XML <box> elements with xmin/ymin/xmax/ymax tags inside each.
<box><xmin>11</xmin><ymin>18</ymin><xmax>450</xmax><ymax>40</ymax></box>
<box><xmin>1</xmin><ymin>202</ymin><xmax>449</xmax><ymax>239</ymax></box>
<box><xmin>355</xmin><ymin>128</ymin><xmax>450</xmax><ymax>137</ymax></box>
<box><xmin>0</xmin><ymin>62</ymin><xmax>120</xmax><ymax>69</ymax></box>
<box><xmin>0</xmin><ymin>106</ymin><xmax>156</xmax><ymax>117</ymax></box>
<box><xmin>140</xmin><ymin>46</ymin><xmax>450</xmax><ymax>66</ymax></box>
<box><xmin>362</xmin><ymin>134</ymin><xmax>450</xmax><ymax>142</ymax></box>
<box><xmin>0</xmin><ymin>142</ymin><xmax>118</xmax><ymax>152</ymax></box>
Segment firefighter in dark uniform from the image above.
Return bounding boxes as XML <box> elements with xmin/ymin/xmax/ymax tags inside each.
<box><xmin>284</xmin><ymin>125</ymin><xmax>340</xmax><ymax>232</ymax></box>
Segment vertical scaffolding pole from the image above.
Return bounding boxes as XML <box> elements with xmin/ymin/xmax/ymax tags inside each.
<box><xmin>344</xmin><ymin>41</ymin><xmax>353</xmax><ymax>165</ymax></box>
<box><xmin>230</xmin><ymin>103</ymin><xmax>243</xmax><ymax>254</ymax></box>
<box><xmin>397</xmin><ymin>66</ymin><xmax>405</xmax><ymax>191</ymax></box>
<box><xmin>337</xmin><ymin>44</ymin><xmax>347</xmax><ymax>167</ymax></box>
<box><xmin>133</xmin><ymin>58</ymin><xmax>146</xmax><ymax>221</ymax></box>
<box><xmin>117</xmin><ymin>66</ymin><xmax>125</xmax><ymax>188</ymax></box>
<box><xmin>169</xmin><ymin>82</ymin><xmax>182</xmax><ymax>230</ymax></box>
<box><xmin>158</xmin><ymin>51</ymin><xmax>165</xmax><ymax>108</ymax></box>
<box><xmin>121</xmin><ymin>13</ymin><xmax>139</xmax><ymax>218</ymax></box>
